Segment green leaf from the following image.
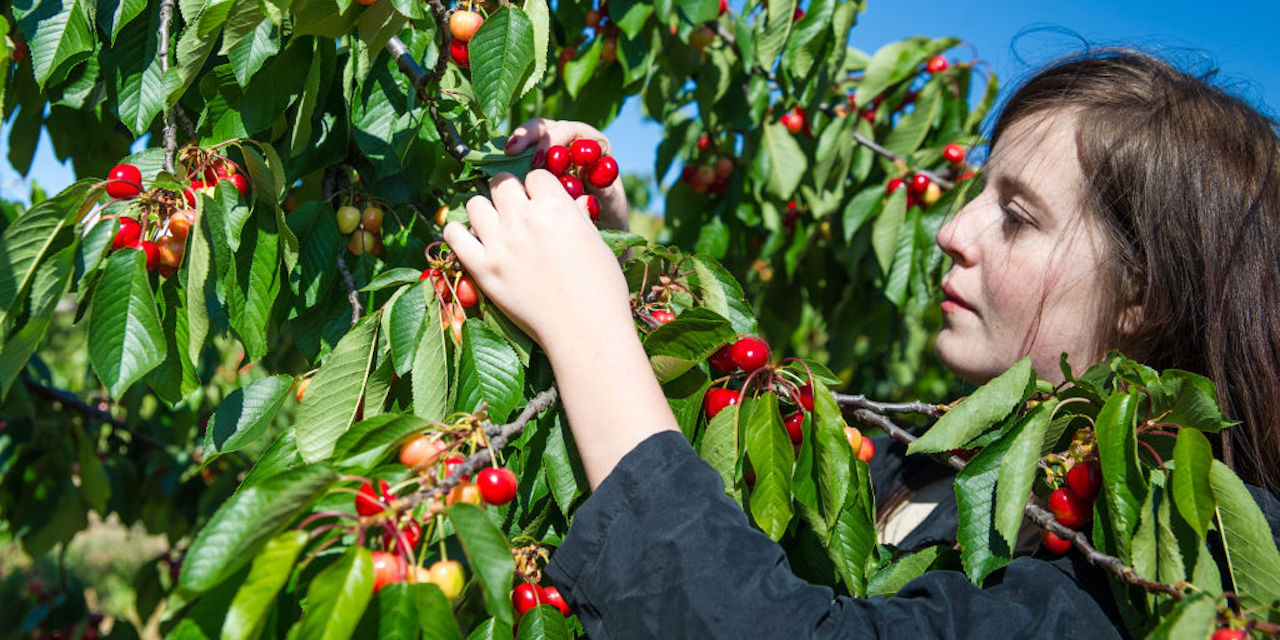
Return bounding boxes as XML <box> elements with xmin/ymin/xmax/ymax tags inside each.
<box><xmin>642</xmin><ymin>307</ymin><xmax>736</xmax><ymax>383</ymax></box>
<box><xmin>1095</xmin><ymin>390</ymin><xmax>1145</xmax><ymax>555</ymax></box>
<box><xmin>288</xmin><ymin>38</ymin><xmax>324</xmax><ymax>158</ymax></box>
<box><xmin>363</xmin><ymin>268</ymin><xmax>423</xmax><ymax>293</ymax></box>
<box><xmin>1210</xmin><ymin>459</ymin><xmax>1280</xmax><ymax>611</ymax></box>
<box><xmin>701</xmin><ymin>400</ymin><xmax>742</xmax><ymax>500</ymax></box>
<box><xmin>111</xmin><ymin>12</ymin><xmax>168</xmax><ymax>136</ymax></box>
<box><xmin>226</xmin><ymin>14</ymin><xmax>279</xmax><ymax>87</ymax></box>
<box><xmin>412</xmin><ymin>284</ymin><xmax>449</xmax><ymax>422</ymax></box>
<box><xmin>180</xmin><ymin>464</ymin><xmax>337</xmax><ymax>597</ymax></box>
<box><xmin>954</xmin><ymin>426</ymin><xmax>1019</xmax><ymax>584</ymax></box>
<box><xmin>993</xmin><ymin>400</ymin><xmax>1056</xmax><ymax>548</ymax></box>
<box><xmin>1144</xmin><ymin>592</ymin><xmax>1216</xmax><ymax>640</ymax></box>
<box><xmin>465</xmin><ymin>619</ymin><xmax>514</xmax><ymax>640</ymax></box>
<box><xmin>871</xmin><ymin>189</ymin><xmax>906</xmax><ymax>276</ymax></box>
<box><xmin>456</xmin><ymin>320</ymin><xmax>525</xmax><ymax>422</ymax></box>
<box><xmin>883</xmin><ymin>83</ymin><xmax>939</xmax><ymax>157</ymax></box>
<box><xmin>296</xmin><ymin>315</ymin><xmax>380</xmax><ymax>463</ymax></box>
<box><xmin>0</xmin><ymin>181</ymin><xmax>89</xmax><ymax>327</ymax></box>
<box><xmin>781</xmin><ymin>0</ymin><xmax>832</xmax><ymax>78</ymax></box>
<box><xmin>514</xmin><ymin>606</ymin><xmax>570</xmax><ymax>640</ymax></box>
<box><xmin>519</xmin><ymin>0</ymin><xmax>549</xmax><ymax>99</ymax></box>
<box><xmin>412</xmin><ymin>582</ymin><xmax>463</xmax><ymax>640</ymax></box>
<box><xmin>371</xmin><ymin>582</ymin><xmax>419</xmax><ymax>640</ymax></box>
<box><xmin>855</xmin><ymin>37</ymin><xmax>957</xmax><ymax>107</ymax></box>
<box><xmin>810</xmin><ymin>379</ymin><xmax>852</xmax><ymax>531</ymax></box>
<box><xmin>745</xmin><ymin>393</ymin><xmax>794</xmax><ymax>540</ymax></box>
<box><xmin>827</xmin><ymin>460</ymin><xmax>876</xmax><ymax>596</ymax></box>
<box><xmin>88</xmin><ymin>249</ymin><xmax>167</xmax><ymax>398</ymax></box>
<box><xmin>447</xmin><ymin>504</ymin><xmax>515</xmax><ymax>625</ymax></box>
<box><xmin>689</xmin><ymin>255</ymin><xmax>757</xmax><ymax>335</ymax></box>
<box><xmin>384</xmin><ymin>282</ymin><xmax>426</xmax><ymax>375</ymax></box>
<box><xmin>332</xmin><ymin>413</ymin><xmax>430</xmax><ymax>472</ymax></box>
<box><xmin>14</xmin><ymin>0</ymin><xmax>94</xmax><ymax>89</ymax></box>
<box><xmin>202</xmin><ymin>375</ymin><xmax>293</xmax><ymax>457</ymax></box>
<box><xmin>754</xmin><ymin>0</ymin><xmax>796</xmax><ymax>68</ymax></box>
<box><xmin>221</xmin><ymin>530</ymin><xmax>309</xmax><ymax>640</ymax></box>
<box><xmin>295</xmin><ymin>546</ymin><xmax>374</xmax><ymax>640</ymax></box>
<box><xmin>469</xmin><ymin>7</ymin><xmax>535</xmax><ymax>124</ymax></box>
<box><xmin>0</xmin><ymin>244</ymin><xmax>74</xmax><ymax>398</ymax></box>
<box><xmin>165</xmin><ymin>10</ymin><xmax>221</xmax><ymax>103</ymax></box>
<box><xmin>99</xmin><ymin>0</ymin><xmax>147</xmax><ymax>44</ymax></box>
<box><xmin>1171</xmin><ymin>427</ymin><xmax>1214</xmax><ymax>537</ymax></box>
<box><xmin>185</xmin><ymin>191</ymin><xmax>213</xmax><ymax>363</ymax></box>
<box><xmin>909</xmin><ymin>357</ymin><xmax>1032</xmax><ymax>454</ymax></box>
<box><xmin>866</xmin><ymin>546</ymin><xmax>942</xmax><ymax>596</ymax></box>
<box><xmin>761</xmin><ymin>122</ymin><xmax>807</xmax><ymax>200</ymax></box>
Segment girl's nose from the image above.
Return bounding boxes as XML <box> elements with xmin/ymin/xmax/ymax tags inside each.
<box><xmin>936</xmin><ymin>203</ymin><xmax>981</xmax><ymax>267</ymax></box>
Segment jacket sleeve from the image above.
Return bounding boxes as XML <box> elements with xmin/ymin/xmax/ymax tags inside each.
<box><xmin>545</xmin><ymin>430</ymin><xmax>1124</xmax><ymax>640</ymax></box>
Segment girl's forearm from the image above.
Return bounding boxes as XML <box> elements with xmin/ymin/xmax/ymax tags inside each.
<box><xmin>541</xmin><ymin>319</ymin><xmax>680</xmax><ymax>490</ymax></box>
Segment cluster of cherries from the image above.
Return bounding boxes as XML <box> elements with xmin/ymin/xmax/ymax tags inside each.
<box><xmin>1040</xmin><ymin>458</ymin><xmax>1102</xmax><ymax>554</ymax></box>
<box><xmin>535</xmin><ymin>138</ymin><xmax>619</xmax><ymax>220</ymax></box>
<box><xmin>104</xmin><ymin>160</ymin><xmax>231</xmax><ymax>278</ymax></box>
<box><xmin>181</xmin><ymin>158</ymin><xmax>249</xmax><ymax>206</ymax></box>
<box><xmin>512</xmin><ymin>581</ymin><xmax>572</xmax><ymax>618</ymax></box>
<box><xmin>679</xmin><ymin>134</ymin><xmax>735</xmax><ymax>194</ymax></box>
<box><xmin>447</xmin><ymin>9</ymin><xmax>484</xmax><ymax>69</ymax></box>
<box><xmin>419</xmin><ymin>264</ymin><xmax>479</xmax><ymax>343</ymax></box>
<box><xmin>361</xmin><ymin>433</ymin><xmax>521</xmax><ymax>595</ymax></box>
<box><xmin>336</xmin><ymin>203</ymin><xmax>386</xmax><ymax>256</ymax></box>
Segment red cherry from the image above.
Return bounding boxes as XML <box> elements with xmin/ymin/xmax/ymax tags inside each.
<box><xmin>797</xmin><ymin>384</ymin><xmax>815</xmax><ymax>412</ymax></box>
<box><xmin>926</xmin><ymin>55</ymin><xmax>948</xmax><ymax>74</ymax></box>
<box><xmin>708</xmin><ymin>177</ymin><xmax>728</xmax><ymax>194</ymax></box>
<box><xmin>449</xmin><ymin>39</ymin><xmax>469</xmax><ymax>68</ymax></box>
<box><xmin>140</xmin><ymin>241</ymin><xmax>160</xmax><ymax>272</ymax></box>
<box><xmin>1048</xmin><ymin>487</ymin><xmax>1091</xmax><ymax>529</ymax></box>
<box><xmin>12</xmin><ymin>39</ymin><xmax>27</xmax><ymax>63</ymax></box>
<box><xmin>680</xmin><ymin>166</ymin><xmax>697</xmax><ymax>183</ymax></box>
<box><xmin>382</xmin><ymin>519</ymin><xmax>422</xmax><ymax>551</ymax></box>
<box><xmin>584</xmin><ymin>194</ymin><xmax>600</xmax><ymax>221</ymax></box>
<box><xmin>1212</xmin><ymin>629</ymin><xmax>1248</xmax><ymax>640</ymax></box>
<box><xmin>112</xmin><ymin>218</ymin><xmax>142</xmax><ymax>250</ymax></box>
<box><xmin>708</xmin><ymin>344</ymin><xmax>737</xmax><ymax>373</ymax></box>
<box><xmin>544</xmin><ymin>145</ymin><xmax>572</xmax><ymax>175</ymax></box>
<box><xmin>780</xmin><ymin>109</ymin><xmax>805</xmax><ymax>134</ymax></box>
<box><xmin>400</xmin><ymin>434</ymin><xmax>447</xmax><ymax>469</ymax></box>
<box><xmin>702</xmin><ymin>387</ymin><xmax>741</xmax><ymax>418</ymax></box>
<box><xmin>857</xmin><ymin>437</ymin><xmax>875</xmax><ymax>462</ymax></box>
<box><xmin>106</xmin><ymin>164</ymin><xmax>143</xmax><ymax>199</ymax></box>
<box><xmin>512</xmin><ymin>582</ymin><xmax>546</xmax><ymax>616</ymax></box>
<box><xmin>569</xmin><ymin>139</ymin><xmax>603</xmax><ymax>167</ymax></box>
<box><xmin>783</xmin><ymin>412</ymin><xmax>804</xmax><ymax>444</ymax></box>
<box><xmin>792</xmin><ymin>7</ymin><xmax>804</xmax><ymax>20</ymax></box>
<box><xmin>1065</xmin><ymin>460</ymin><xmax>1103</xmax><ymax>502</ymax></box>
<box><xmin>559</xmin><ymin>174</ymin><xmax>584</xmax><ymax>199</ymax></box>
<box><xmin>942</xmin><ymin>143</ymin><xmax>965</xmax><ymax>165</ymax></box>
<box><xmin>908</xmin><ymin>174</ymin><xmax>931</xmax><ymax>196</ymax></box>
<box><xmin>224</xmin><ymin>173</ymin><xmax>249</xmax><ymax>197</ymax></box>
<box><xmin>718</xmin><ymin>0</ymin><xmax>727</xmax><ymax>14</ymax></box>
<box><xmin>453</xmin><ymin>274</ymin><xmax>479</xmax><ymax>308</ymax></box>
<box><xmin>419</xmin><ymin>269</ymin><xmax>434</xmax><ymax>281</ymax></box>
<box><xmin>476</xmin><ymin>467</ymin><xmax>518</xmax><ymax>506</ymax></box>
<box><xmin>543</xmin><ymin>586</ymin><xmax>572</xmax><ymax>617</ymax></box>
<box><xmin>697</xmin><ymin>135</ymin><xmax>711</xmax><ymax>152</ymax></box>
<box><xmin>356</xmin><ymin>479</ymin><xmax>394</xmax><ymax>516</ymax></box>
<box><xmin>729</xmin><ymin>337</ymin><xmax>769</xmax><ymax>372</ymax></box>
<box><xmin>1041</xmin><ymin>529</ymin><xmax>1072</xmax><ymax>555</ymax></box>
<box><xmin>651</xmin><ymin>309</ymin><xmax>675</xmax><ymax>324</ymax></box>
<box><xmin>586</xmin><ymin>156</ymin><xmax>619</xmax><ymax>189</ymax></box>
<box><xmin>371</xmin><ymin>551</ymin><xmax>406</xmax><ymax>593</ymax></box>
<box><xmin>886</xmin><ymin>178</ymin><xmax>906</xmax><ymax>195</ymax></box>
<box><xmin>442</xmin><ymin>456</ymin><xmax>470</xmax><ymax>482</ymax></box>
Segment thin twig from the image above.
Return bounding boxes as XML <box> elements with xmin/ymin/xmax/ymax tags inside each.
<box><xmin>849</xmin><ymin>407</ymin><xmax>1190</xmax><ymax>600</ymax></box>
<box><xmin>337</xmin><ymin>255</ymin><xmax>363</xmax><ymax>325</ymax></box>
<box><xmin>21</xmin><ymin>377</ymin><xmax>168</xmax><ymax>450</ymax></box>
<box><xmin>384</xmin><ymin>36</ymin><xmax>469</xmax><ymax>161</ymax></box>
<box><xmin>833</xmin><ymin>392</ymin><xmax>943</xmax><ymax>418</ymax></box>
<box><xmin>393</xmin><ymin>386</ymin><xmax>560</xmax><ymax>512</ymax></box>
<box><xmin>158</xmin><ymin>0</ymin><xmax>178</xmax><ymax>173</ymax></box>
<box><xmin>852</xmin><ymin>131</ymin><xmax>955</xmax><ymax>190</ymax></box>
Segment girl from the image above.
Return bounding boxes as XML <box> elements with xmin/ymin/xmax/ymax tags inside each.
<box><xmin>442</xmin><ymin>50</ymin><xmax>1280</xmax><ymax>638</ymax></box>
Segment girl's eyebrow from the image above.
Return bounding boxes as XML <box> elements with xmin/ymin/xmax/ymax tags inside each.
<box><xmin>994</xmin><ymin>174</ymin><xmax>1053</xmax><ymax>215</ymax></box>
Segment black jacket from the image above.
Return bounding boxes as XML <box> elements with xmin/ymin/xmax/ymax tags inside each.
<box><xmin>545</xmin><ymin>431</ymin><xmax>1280</xmax><ymax>639</ymax></box>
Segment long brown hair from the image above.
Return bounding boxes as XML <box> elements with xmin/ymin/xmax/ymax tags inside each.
<box><xmin>992</xmin><ymin>50</ymin><xmax>1280</xmax><ymax>493</ymax></box>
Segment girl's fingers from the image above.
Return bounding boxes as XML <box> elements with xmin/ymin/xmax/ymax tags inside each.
<box><xmin>464</xmin><ymin>194</ymin><xmax>502</xmax><ymax>244</ymax></box>
<box><xmin>442</xmin><ymin>221</ymin><xmax>487</xmax><ymax>272</ymax></box>
<box><xmin>525</xmin><ymin>169</ymin><xmax>576</xmax><ymax>206</ymax></box>
<box><xmin>489</xmin><ymin>172</ymin><xmax>530</xmax><ymax>215</ymax></box>
<box><xmin>506</xmin><ymin>118</ymin><xmax>550</xmax><ymax>155</ymax></box>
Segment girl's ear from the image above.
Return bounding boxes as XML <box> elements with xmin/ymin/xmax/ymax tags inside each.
<box><xmin>1117</xmin><ymin>303</ymin><xmax>1144</xmax><ymax>336</ymax></box>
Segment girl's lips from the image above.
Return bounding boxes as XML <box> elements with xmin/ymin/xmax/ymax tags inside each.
<box><xmin>941</xmin><ymin>283</ymin><xmax>976</xmax><ymax>314</ymax></box>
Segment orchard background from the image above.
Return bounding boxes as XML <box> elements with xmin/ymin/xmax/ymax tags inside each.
<box><xmin>1</xmin><ymin>0</ymin><xmax>1279</xmax><ymax>639</ymax></box>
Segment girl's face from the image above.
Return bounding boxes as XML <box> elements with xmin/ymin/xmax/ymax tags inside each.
<box><xmin>935</xmin><ymin>111</ymin><xmax>1112</xmax><ymax>385</ymax></box>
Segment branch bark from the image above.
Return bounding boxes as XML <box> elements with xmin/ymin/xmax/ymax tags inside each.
<box><xmin>21</xmin><ymin>377</ymin><xmax>168</xmax><ymax>450</ymax></box>
<box><xmin>383</xmin><ymin>36</ymin><xmax>469</xmax><ymax>161</ymax></box>
<box><xmin>158</xmin><ymin>0</ymin><xmax>178</xmax><ymax>173</ymax></box>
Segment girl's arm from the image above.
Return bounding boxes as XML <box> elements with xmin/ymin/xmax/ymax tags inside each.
<box><xmin>441</xmin><ymin>169</ymin><xmax>677</xmax><ymax>489</ymax></box>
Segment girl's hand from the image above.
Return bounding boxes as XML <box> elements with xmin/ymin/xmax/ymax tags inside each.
<box><xmin>504</xmin><ymin>118</ymin><xmax>630</xmax><ymax>232</ymax></box>
<box><xmin>442</xmin><ymin>170</ymin><xmax>633</xmax><ymax>352</ymax></box>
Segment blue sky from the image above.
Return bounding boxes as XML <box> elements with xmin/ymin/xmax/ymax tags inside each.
<box><xmin>3</xmin><ymin>0</ymin><xmax>1278</xmax><ymax>202</ymax></box>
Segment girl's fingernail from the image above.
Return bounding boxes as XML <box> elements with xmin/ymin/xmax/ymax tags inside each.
<box><xmin>532</xmin><ymin>149</ymin><xmax>545</xmax><ymax>167</ymax></box>
<box><xmin>505</xmin><ymin>137</ymin><xmax>518</xmax><ymax>150</ymax></box>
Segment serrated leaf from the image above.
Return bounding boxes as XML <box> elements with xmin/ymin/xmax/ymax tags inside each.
<box><xmin>14</xmin><ymin>0</ymin><xmax>94</xmax><ymax>89</ymax></box>
<box><xmin>99</xmin><ymin>0</ymin><xmax>147</xmax><ymax>44</ymax></box>
<box><xmin>761</xmin><ymin>122</ymin><xmax>806</xmax><ymax>200</ymax></box>
<box><xmin>909</xmin><ymin>357</ymin><xmax>1032</xmax><ymax>454</ymax></box>
<box><xmin>883</xmin><ymin>83</ymin><xmax>939</xmax><ymax>157</ymax></box>
<box><xmin>180</xmin><ymin>464</ymin><xmax>337</xmax><ymax>597</ymax></box>
<box><xmin>701</xmin><ymin>401</ymin><xmax>742</xmax><ymax>500</ymax></box>
<box><xmin>954</xmin><ymin>426</ymin><xmax>1019</xmax><ymax>584</ymax></box>
<box><xmin>1210</xmin><ymin>459</ymin><xmax>1280</xmax><ymax>611</ymax></box>
<box><xmin>226</xmin><ymin>14</ymin><xmax>279</xmax><ymax>88</ymax></box>
<box><xmin>1144</xmin><ymin>591</ymin><xmax>1216</xmax><ymax>640</ymax></box>
<box><xmin>993</xmin><ymin>400</ymin><xmax>1056</xmax><ymax>548</ymax></box>
<box><xmin>754</xmin><ymin>0</ymin><xmax>795</xmax><ymax>68</ymax></box>
<box><xmin>384</xmin><ymin>282</ymin><xmax>425</xmax><ymax>376</ymax></box>
<box><xmin>0</xmin><ymin>181</ymin><xmax>89</xmax><ymax>327</ymax></box>
<box><xmin>828</xmin><ymin>460</ymin><xmax>876</xmax><ymax>596</ymax></box>
<box><xmin>519</xmin><ymin>0</ymin><xmax>549</xmax><ymax>99</ymax></box>
<box><xmin>455</xmin><ymin>320</ymin><xmax>523</xmax><ymax>421</ymax></box>
<box><xmin>203</xmin><ymin>375</ymin><xmax>293</xmax><ymax>457</ymax></box>
<box><xmin>745</xmin><ymin>393</ymin><xmax>793</xmax><ymax>540</ymax></box>
<box><xmin>295</xmin><ymin>546</ymin><xmax>374</xmax><ymax>640</ymax></box>
<box><xmin>221</xmin><ymin>530</ymin><xmax>309</xmax><ymax>640</ymax></box>
<box><xmin>296</xmin><ymin>315</ymin><xmax>380</xmax><ymax>462</ymax></box>
<box><xmin>689</xmin><ymin>255</ymin><xmax>756</xmax><ymax>335</ymax></box>
<box><xmin>448</xmin><ymin>504</ymin><xmax>515</xmax><ymax>625</ymax></box>
<box><xmin>412</xmin><ymin>582</ymin><xmax>463</xmax><ymax>640</ymax></box>
<box><xmin>411</xmin><ymin>284</ymin><xmax>448</xmax><ymax>421</ymax></box>
<box><xmin>642</xmin><ymin>308</ymin><xmax>736</xmax><ymax>383</ymax></box>
<box><xmin>1095</xmin><ymin>390</ymin><xmax>1145</xmax><ymax>556</ymax></box>
<box><xmin>810</xmin><ymin>379</ymin><xmax>852</xmax><ymax>530</ymax></box>
<box><xmin>1171</xmin><ymin>427</ymin><xmax>1214</xmax><ymax>537</ymax></box>
<box><xmin>514</xmin><ymin>606</ymin><xmax>569</xmax><ymax>640</ymax></box>
<box><xmin>469</xmin><ymin>7</ymin><xmax>534</xmax><ymax>124</ymax></box>
<box><xmin>88</xmin><ymin>249</ymin><xmax>167</xmax><ymax>398</ymax></box>
<box><xmin>332</xmin><ymin>413</ymin><xmax>429</xmax><ymax>472</ymax></box>
<box><xmin>871</xmin><ymin>188</ymin><xmax>906</xmax><ymax>275</ymax></box>
<box><xmin>363</xmin><ymin>268</ymin><xmax>423</xmax><ymax>292</ymax></box>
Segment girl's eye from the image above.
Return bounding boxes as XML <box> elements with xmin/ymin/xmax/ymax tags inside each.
<box><xmin>1000</xmin><ymin>204</ymin><xmax>1028</xmax><ymax>235</ymax></box>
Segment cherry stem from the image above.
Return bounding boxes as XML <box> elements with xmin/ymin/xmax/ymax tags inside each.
<box><xmin>297</xmin><ymin>510</ymin><xmax>361</xmax><ymax>530</ymax></box>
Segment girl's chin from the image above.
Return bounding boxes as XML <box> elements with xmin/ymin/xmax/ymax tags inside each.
<box><xmin>934</xmin><ymin>331</ymin><xmax>998</xmax><ymax>386</ymax></box>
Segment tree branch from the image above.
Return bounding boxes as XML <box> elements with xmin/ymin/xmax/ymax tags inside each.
<box><xmin>848</xmin><ymin>407</ymin><xmax>1191</xmax><ymax>600</ymax></box>
<box><xmin>158</xmin><ymin>0</ymin><xmax>178</xmax><ymax>174</ymax></box>
<box><xmin>337</xmin><ymin>255</ymin><xmax>363</xmax><ymax>325</ymax></box>
<box><xmin>21</xmin><ymin>377</ymin><xmax>169</xmax><ymax>450</ymax></box>
<box><xmin>383</xmin><ymin>36</ymin><xmax>469</xmax><ymax>161</ymax></box>
<box><xmin>833</xmin><ymin>392</ymin><xmax>943</xmax><ymax>418</ymax></box>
